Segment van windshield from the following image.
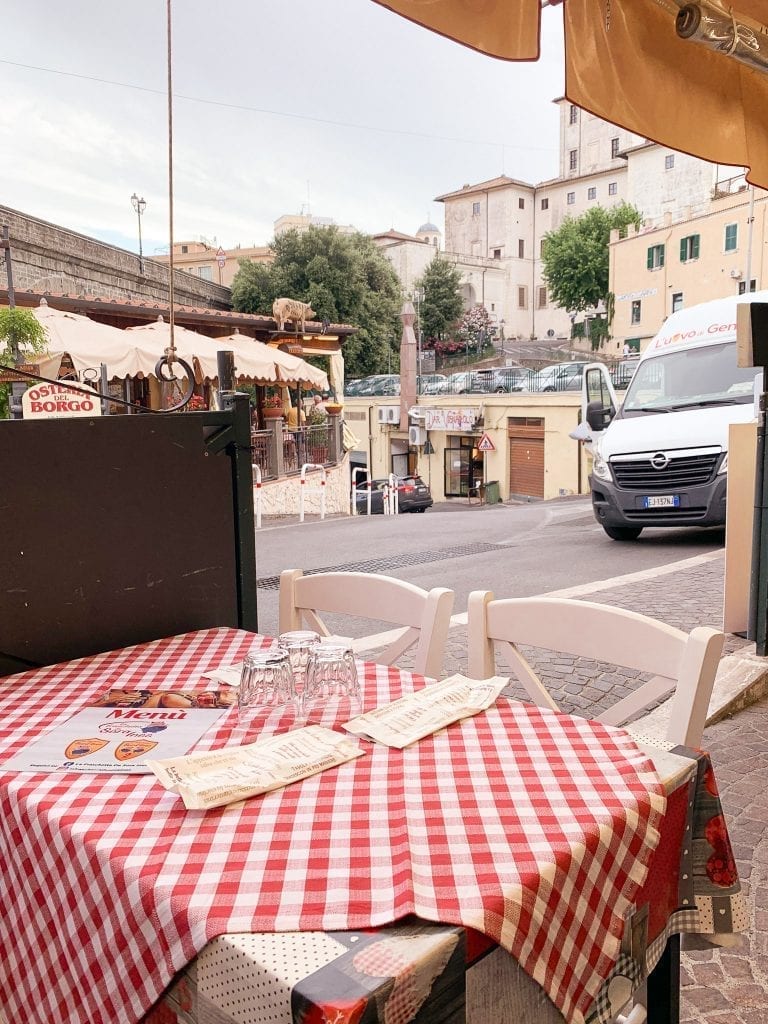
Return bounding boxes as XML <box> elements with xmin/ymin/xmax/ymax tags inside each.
<box><xmin>621</xmin><ymin>341</ymin><xmax>759</xmax><ymax>415</ymax></box>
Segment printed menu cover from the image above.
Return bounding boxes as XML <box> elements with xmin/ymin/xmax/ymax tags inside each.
<box><xmin>1</xmin><ymin>688</ymin><xmax>235</xmax><ymax>775</ymax></box>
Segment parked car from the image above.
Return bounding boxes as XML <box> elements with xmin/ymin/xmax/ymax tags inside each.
<box><xmin>417</xmin><ymin>373</ymin><xmax>447</xmax><ymax>394</ymax></box>
<box><xmin>529</xmin><ymin>362</ymin><xmax>589</xmax><ymax>392</ymax></box>
<box><xmin>477</xmin><ymin>367</ymin><xmax>533</xmax><ymax>393</ymax></box>
<box><xmin>356</xmin><ymin>374</ymin><xmax>400</xmax><ymax>396</ymax></box>
<box><xmin>609</xmin><ymin>357</ymin><xmax>640</xmax><ymax>390</ymax></box>
<box><xmin>353</xmin><ymin>475</ymin><xmax>433</xmax><ymax>514</ymax></box>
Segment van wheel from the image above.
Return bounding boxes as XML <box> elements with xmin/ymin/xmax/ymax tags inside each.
<box><xmin>602</xmin><ymin>525</ymin><xmax>643</xmax><ymax>541</ymax></box>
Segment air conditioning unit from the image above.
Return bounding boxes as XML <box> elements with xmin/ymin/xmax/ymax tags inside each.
<box><xmin>730</xmin><ymin>268</ymin><xmax>743</xmax><ymax>279</ymax></box>
<box><xmin>377</xmin><ymin>405</ymin><xmax>400</xmax><ymax>424</ymax></box>
<box><xmin>408</xmin><ymin>425</ymin><xmax>426</xmax><ymax>446</ymax></box>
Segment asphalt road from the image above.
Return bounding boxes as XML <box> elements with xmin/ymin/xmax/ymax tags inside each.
<box><xmin>254</xmin><ymin>497</ymin><xmax>725</xmax><ymax>637</ymax></box>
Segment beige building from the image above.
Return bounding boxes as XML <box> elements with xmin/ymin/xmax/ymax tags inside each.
<box><xmin>344</xmin><ymin>393</ymin><xmax>590</xmax><ymax>504</ymax></box>
<box><xmin>609</xmin><ymin>176</ymin><xmax>768</xmax><ymax>355</ymax></box>
<box><xmin>156</xmin><ymin>240</ymin><xmax>272</xmax><ymax>289</ymax></box>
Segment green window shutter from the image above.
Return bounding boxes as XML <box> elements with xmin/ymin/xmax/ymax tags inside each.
<box><xmin>647</xmin><ymin>247</ymin><xmax>654</xmax><ymax>269</ymax></box>
<box><xmin>659</xmin><ymin>245</ymin><xmax>665</xmax><ymax>268</ymax></box>
<box><xmin>692</xmin><ymin>235</ymin><xmax>700</xmax><ymax>259</ymax></box>
<box><xmin>680</xmin><ymin>238</ymin><xmax>687</xmax><ymax>262</ymax></box>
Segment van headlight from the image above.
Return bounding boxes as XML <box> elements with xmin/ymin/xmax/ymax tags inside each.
<box><xmin>592</xmin><ymin>452</ymin><xmax>612</xmax><ymax>481</ymax></box>
<box><xmin>718</xmin><ymin>454</ymin><xmax>728</xmax><ymax>476</ymax></box>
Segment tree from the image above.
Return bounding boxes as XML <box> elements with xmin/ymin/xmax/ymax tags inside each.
<box><xmin>416</xmin><ymin>255</ymin><xmax>463</xmax><ymax>345</ymax></box>
<box><xmin>540</xmin><ymin>202</ymin><xmax>642</xmax><ymax>316</ymax></box>
<box><xmin>0</xmin><ymin>308</ymin><xmax>48</xmax><ymax>418</ymax></box>
<box><xmin>231</xmin><ymin>226</ymin><xmax>403</xmax><ymax>378</ymax></box>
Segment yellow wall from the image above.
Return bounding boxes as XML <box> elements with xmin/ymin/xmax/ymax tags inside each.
<box><xmin>344</xmin><ymin>394</ymin><xmax>591</xmax><ymax>501</ymax></box>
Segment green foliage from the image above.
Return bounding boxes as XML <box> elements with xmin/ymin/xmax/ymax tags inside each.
<box><xmin>0</xmin><ymin>308</ymin><xmax>48</xmax><ymax>419</ymax></box>
<box><xmin>416</xmin><ymin>255</ymin><xmax>463</xmax><ymax>344</ymax></box>
<box><xmin>541</xmin><ymin>202</ymin><xmax>642</xmax><ymax>316</ymax></box>
<box><xmin>231</xmin><ymin>226</ymin><xmax>403</xmax><ymax>378</ymax></box>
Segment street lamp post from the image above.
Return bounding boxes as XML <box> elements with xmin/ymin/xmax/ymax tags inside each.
<box><xmin>499</xmin><ymin>318</ymin><xmax>505</xmax><ymax>357</ymax></box>
<box><xmin>131</xmin><ymin>193</ymin><xmax>147</xmax><ymax>274</ymax></box>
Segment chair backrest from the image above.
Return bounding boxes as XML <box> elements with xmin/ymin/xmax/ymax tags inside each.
<box><xmin>466</xmin><ymin>592</ymin><xmax>724</xmax><ymax>747</ymax></box>
<box><xmin>279</xmin><ymin>570</ymin><xmax>455</xmax><ymax>679</ymax></box>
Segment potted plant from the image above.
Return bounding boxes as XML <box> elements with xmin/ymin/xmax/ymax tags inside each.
<box><xmin>262</xmin><ymin>392</ymin><xmax>284</xmax><ymax>419</ymax></box>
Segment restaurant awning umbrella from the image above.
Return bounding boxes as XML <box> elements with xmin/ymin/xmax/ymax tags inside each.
<box><xmin>219</xmin><ymin>332</ymin><xmax>330</xmax><ymax>391</ymax></box>
<box><xmin>373</xmin><ymin>0</ymin><xmax>768</xmax><ymax>188</ymax></box>
<box><xmin>31</xmin><ymin>299</ymin><xmax>156</xmax><ymax>380</ymax></box>
<box><xmin>127</xmin><ymin>319</ymin><xmax>290</xmax><ymax>384</ymax></box>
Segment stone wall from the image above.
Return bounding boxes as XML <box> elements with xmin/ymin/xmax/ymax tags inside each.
<box><xmin>1</xmin><ymin>205</ymin><xmax>230</xmax><ymax>309</ymax></box>
<box><xmin>255</xmin><ymin>460</ymin><xmax>351</xmax><ymax>518</ymax></box>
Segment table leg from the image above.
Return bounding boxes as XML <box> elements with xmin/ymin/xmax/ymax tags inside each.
<box><xmin>646</xmin><ymin>935</ymin><xmax>680</xmax><ymax>1024</ymax></box>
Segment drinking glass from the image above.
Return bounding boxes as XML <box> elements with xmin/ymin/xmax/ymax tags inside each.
<box><xmin>302</xmin><ymin>643</ymin><xmax>361</xmax><ymax>724</ymax></box>
<box><xmin>277</xmin><ymin>630</ymin><xmax>321</xmax><ymax>691</ymax></box>
<box><xmin>237</xmin><ymin>649</ymin><xmax>299</xmax><ymax>732</ymax></box>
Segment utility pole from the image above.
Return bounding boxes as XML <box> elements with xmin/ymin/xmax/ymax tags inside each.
<box><xmin>1</xmin><ymin>224</ymin><xmax>25</xmax><ymax>419</ymax></box>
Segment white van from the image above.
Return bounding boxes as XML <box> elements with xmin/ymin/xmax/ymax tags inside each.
<box><xmin>580</xmin><ymin>291</ymin><xmax>768</xmax><ymax>541</ymax></box>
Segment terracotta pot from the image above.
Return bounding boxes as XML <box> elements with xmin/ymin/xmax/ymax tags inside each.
<box><xmin>263</xmin><ymin>407</ymin><xmax>284</xmax><ymax>419</ymax></box>
<box><xmin>325</xmin><ymin>403</ymin><xmax>343</xmax><ymax>415</ymax></box>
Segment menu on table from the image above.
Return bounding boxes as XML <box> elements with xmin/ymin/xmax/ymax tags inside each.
<box><xmin>1</xmin><ymin>688</ymin><xmax>234</xmax><ymax>775</ymax></box>
<box><xmin>148</xmin><ymin>725</ymin><xmax>364</xmax><ymax>809</ymax></box>
<box><xmin>343</xmin><ymin>673</ymin><xmax>508</xmax><ymax>748</ymax></box>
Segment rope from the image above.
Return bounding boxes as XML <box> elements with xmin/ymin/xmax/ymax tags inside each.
<box><xmin>166</xmin><ymin>0</ymin><xmax>176</xmax><ymax>367</ymax></box>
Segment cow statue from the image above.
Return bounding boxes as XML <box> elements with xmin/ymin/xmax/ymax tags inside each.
<box><xmin>272</xmin><ymin>297</ymin><xmax>316</xmax><ymax>334</ymax></box>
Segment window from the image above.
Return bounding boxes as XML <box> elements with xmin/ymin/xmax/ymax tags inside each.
<box><xmin>739</xmin><ymin>279</ymin><xmax>757</xmax><ymax>294</ymax></box>
<box><xmin>537</xmin><ymin>286</ymin><xmax>547</xmax><ymax>309</ymax></box>
<box><xmin>608</xmin><ymin>182</ymin><xmax>618</xmax><ymax>196</ymax></box>
<box><xmin>493</xmin><ymin>248</ymin><xmax>502</xmax><ymax>259</ymax></box>
<box><xmin>472</xmin><ymin>201</ymin><xmax>481</xmax><ymax>216</ymax></box>
<box><xmin>665</xmin><ymin>154</ymin><xmax>675</xmax><ymax>170</ymax></box>
<box><xmin>540</xmin><ymin>239</ymin><xmax>546</xmax><ymax>257</ymax></box>
<box><xmin>725</xmin><ymin>223</ymin><xmax>738</xmax><ymax>251</ymax></box>
<box><xmin>197</xmin><ymin>265</ymin><xmax>213</xmax><ymax>281</ymax></box>
<box><xmin>569</xmin><ymin>149</ymin><xmax>577</xmax><ymax>171</ymax></box>
<box><xmin>679</xmin><ymin>234</ymin><xmax>700</xmax><ymax>261</ymax></box>
<box><xmin>518</xmin><ymin>286</ymin><xmax>527</xmax><ymax>309</ymax></box>
<box><xmin>518</xmin><ymin>239</ymin><xmax>525</xmax><ymax>259</ymax></box>
<box><xmin>541</xmin><ymin>197</ymin><xmax>549</xmax><ymax>210</ymax></box>
<box><xmin>569</xmin><ymin>104</ymin><xmax>578</xmax><ymax>125</ymax></box>
<box><xmin>631</xmin><ymin>300</ymin><xmax>641</xmax><ymax>325</ymax></box>
<box><xmin>672</xmin><ymin>292</ymin><xmax>684</xmax><ymax>313</ymax></box>
<box><xmin>646</xmin><ymin>244</ymin><xmax>665</xmax><ymax>270</ymax></box>
<box><xmin>611</xmin><ymin>138</ymin><xmax>620</xmax><ymax>158</ymax></box>
<box><xmin>567</xmin><ymin>192</ymin><xmax>576</xmax><ymax>205</ymax></box>
<box><xmin>518</xmin><ymin>197</ymin><xmax>525</xmax><ymax>209</ymax></box>
<box><xmin>181</xmin><ymin>244</ymin><xmax>189</xmax><ymax>254</ymax></box>
<box><xmin>587</xmin><ymin>187</ymin><xmax>597</xmax><ymax>200</ymax></box>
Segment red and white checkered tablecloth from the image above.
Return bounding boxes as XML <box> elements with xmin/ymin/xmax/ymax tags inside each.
<box><xmin>0</xmin><ymin>628</ymin><xmax>666</xmax><ymax>1024</ymax></box>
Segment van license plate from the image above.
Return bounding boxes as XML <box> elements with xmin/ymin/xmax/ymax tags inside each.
<box><xmin>642</xmin><ymin>495</ymin><xmax>680</xmax><ymax>508</ymax></box>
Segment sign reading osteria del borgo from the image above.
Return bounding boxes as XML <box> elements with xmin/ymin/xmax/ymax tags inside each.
<box><xmin>22</xmin><ymin>382</ymin><xmax>102</xmax><ymax>419</ymax></box>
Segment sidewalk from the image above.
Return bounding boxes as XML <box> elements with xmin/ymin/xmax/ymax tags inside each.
<box><xmin>360</xmin><ymin>550</ymin><xmax>768</xmax><ymax>1022</ymax></box>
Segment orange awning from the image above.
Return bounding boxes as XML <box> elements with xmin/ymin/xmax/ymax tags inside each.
<box><xmin>373</xmin><ymin>0</ymin><xmax>768</xmax><ymax>188</ymax></box>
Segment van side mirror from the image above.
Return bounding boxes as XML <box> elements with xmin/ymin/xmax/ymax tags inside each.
<box><xmin>586</xmin><ymin>400</ymin><xmax>614</xmax><ymax>432</ymax></box>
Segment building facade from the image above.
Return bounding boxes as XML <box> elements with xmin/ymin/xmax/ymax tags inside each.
<box><xmin>610</xmin><ymin>177</ymin><xmax>768</xmax><ymax>351</ymax></box>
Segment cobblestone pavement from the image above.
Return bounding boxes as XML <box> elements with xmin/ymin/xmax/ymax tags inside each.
<box><xmin>679</xmin><ymin>695</ymin><xmax>768</xmax><ymax>1023</ymax></box>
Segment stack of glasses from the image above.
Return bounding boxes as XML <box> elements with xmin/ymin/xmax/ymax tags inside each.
<box><xmin>237</xmin><ymin>631</ymin><xmax>361</xmax><ymax>735</ymax></box>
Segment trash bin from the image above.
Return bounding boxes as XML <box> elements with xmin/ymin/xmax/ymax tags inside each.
<box><xmin>484</xmin><ymin>480</ymin><xmax>501</xmax><ymax>504</ymax></box>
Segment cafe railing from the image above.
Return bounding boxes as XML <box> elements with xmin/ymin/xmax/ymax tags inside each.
<box><xmin>252</xmin><ymin>416</ymin><xmax>342</xmax><ymax>481</ymax></box>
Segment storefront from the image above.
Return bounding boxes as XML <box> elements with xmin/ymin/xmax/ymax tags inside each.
<box><xmin>424</xmin><ymin>406</ymin><xmax>483</xmax><ymax>498</ymax></box>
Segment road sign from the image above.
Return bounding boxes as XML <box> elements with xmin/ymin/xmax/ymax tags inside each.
<box><xmin>216</xmin><ymin>247</ymin><xmax>226</xmax><ymax>269</ymax></box>
<box><xmin>477</xmin><ymin>432</ymin><xmax>495</xmax><ymax>452</ymax></box>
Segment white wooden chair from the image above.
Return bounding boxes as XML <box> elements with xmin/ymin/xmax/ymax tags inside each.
<box><xmin>279</xmin><ymin>570</ymin><xmax>455</xmax><ymax>679</ymax></box>
<box><xmin>466</xmin><ymin>592</ymin><xmax>724</xmax><ymax>747</ymax></box>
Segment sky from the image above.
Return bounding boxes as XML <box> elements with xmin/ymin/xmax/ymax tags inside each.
<box><xmin>1</xmin><ymin>1</ymin><xmax>566</xmax><ymax>259</ymax></box>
